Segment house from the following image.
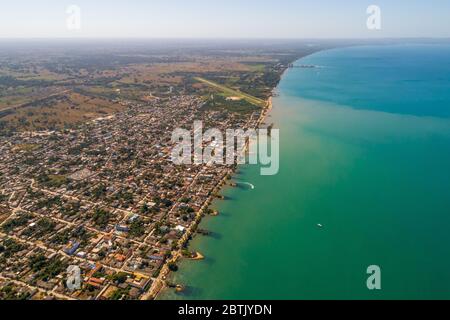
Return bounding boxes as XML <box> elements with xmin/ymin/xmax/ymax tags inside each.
<box><xmin>148</xmin><ymin>254</ymin><xmax>165</xmax><ymax>261</ymax></box>
<box><xmin>115</xmin><ymin>224</ymin><xmax>129</xmax><ymax>233</ymax></box>
<box><xmin>64</xmin><ymin>241</ymin><xmax>80</xmax><ymax>256</ymax></box>
<box><xmin>175</xmin><ymin>225</ymin><xmax>186</xmax><ymax>232</ymax></box>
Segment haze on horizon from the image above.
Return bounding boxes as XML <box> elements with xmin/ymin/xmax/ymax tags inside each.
<box><xmin>0</xmin><ymin>0</ymin><xmax>449</xmax><ymax>39</ymax></box>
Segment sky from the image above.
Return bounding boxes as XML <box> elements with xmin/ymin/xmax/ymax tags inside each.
<box><xmin>0</xmin><ymin>0</ymin><xmax>449</xmax><ymax>39</ymax></box>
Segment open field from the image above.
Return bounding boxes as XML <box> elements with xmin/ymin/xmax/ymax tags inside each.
<box><xmin>0</xmin><ymin>90</ymin><xmax>71</xmax><ymax>112</ymax></box>
<box><xmin>0</xmin><ymin>91</ymin><xmax>124</xmax><ymax>133</ymax></box>
<box><xmin>194</xmin><ymin>77</ymin><xmax>267</xmax><ymax>107</ymax></box>
<box><xmin>0</xmin><ymin>41</ymin><xmax>323</xmax><ymax>135</ymax></box>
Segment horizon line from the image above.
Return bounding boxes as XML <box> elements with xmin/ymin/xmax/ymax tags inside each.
<box><xmin>1</xmin><ymin>36</ymin><xmax>450</xmax><ymax>41</ymax></box>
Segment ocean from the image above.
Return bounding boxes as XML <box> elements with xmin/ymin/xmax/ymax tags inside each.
<box><xmin>161</xmin><ymin>44</ymin><xmax>450</xmax><ymax>300</ymax></box>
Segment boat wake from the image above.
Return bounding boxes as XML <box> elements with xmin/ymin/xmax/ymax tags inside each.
<box><xmin>240</xmin><ymin>182</ymin><xmax>255</xmax><ymax>190</ymax></box>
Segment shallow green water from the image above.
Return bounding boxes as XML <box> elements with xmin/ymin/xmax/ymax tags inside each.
<box><xmin>161</xmin><ymin>44</ymin><xmax>450</xmax><ymax>300</ymax></box>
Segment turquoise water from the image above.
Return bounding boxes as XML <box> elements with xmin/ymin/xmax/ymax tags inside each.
<box><xmin>161</xmin><ymin>44</ymin><xmax>450</xmax><ymax>300</ymax></box>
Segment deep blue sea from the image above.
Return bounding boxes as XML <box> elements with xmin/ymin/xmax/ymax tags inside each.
<box><xmin>285</xmin><ymin>44</ymin><xmax>450</xmax><ymax>117</ymax></box>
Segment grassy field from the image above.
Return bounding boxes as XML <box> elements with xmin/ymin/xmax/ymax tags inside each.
<box><xmin>0</xmin><ymin>91</ymin><xmax>124</xmax><ymax>133</ymax></box>
<box><xmin>194</xmin><ymin>77</ymin><xmax>267</xmax><ymax>107</ymax></box>
<box><xmin>13</xmin><ymin>144</ymin><xmax>41</xmax><ymax>152</ymax></box>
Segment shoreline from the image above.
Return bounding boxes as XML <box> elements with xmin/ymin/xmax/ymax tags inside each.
<box><xmin>147</xmin><ymin>95</ymin><xmax>274</xmax><ymax>300</ymax></box>
<box><xmin>147</xmin><ymin>167</ymin><xmax>234</xmax><ymax>300</ymax></box>
<box><xmin>148</xmin><ymin>56</ymin><xmax>310</xmax><ymax>300</ymax></box>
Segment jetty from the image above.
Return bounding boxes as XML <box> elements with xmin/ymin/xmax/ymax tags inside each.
<box><xmin>189</xmin><ymin>252</ymin><xmax>205</xmax><ymax>261</ymax></box>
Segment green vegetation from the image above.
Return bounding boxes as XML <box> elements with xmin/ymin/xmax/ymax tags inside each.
<box><xmin>180</xmin><ymin>206</ymin><xmax>195</xmax><ymax>214</ymax></box>
<box><xmin>51</xmin><ymin>230</ymin><xmax>70</xmax><ymax>245</ymax></box>
<box><xmin>2</xmin><ymin>214</ymin><xmax>33</xmax><ymax>233</ymax></box>
<box><xmin>22</xmin><ymin>218</ymin><xmax>56</xmax><ymax>238</ymax></box>
<box><xmin>245</xmin><ymin>63</ymin><xmax>267</xmax><ymax>72</ymax></box>
<box><xmin>60</xmin><ymin>202</ymin><xmax>81</xmax><ymax>217</ymax></box>
<box><xmin>92</xmin><ymin>184</ymin><xmax>107</xmax><ymax>200</ymax></box>
<box><xmin>92</xmin><ymin>208</ymin><xmax>111</xmax><ymax>229</ymax></box>
<box><xmin>140</xmin><ymin>203</ymin><xmax>150</xmax><ymax>214</ymax></box>
<box><xmin>194</xmin><ymin>77</ymin><xmax>266</xmax><ymax>107</ymax></box>
<box><xmin>37</xmin><ymin>174</ymin><xmax>69</xmax><ymax>188</ymax></box>
<box><xmin>168</xmin><ymin>262</ymin><xmax>179</xmax><ymax>272</ymax></box>
<box><xmin>115</xmin><ymin>190</ymin><xmax>134</xmax><ymax>208</ymax></box>
<box><xmin>14</xmin><ymin>143</ymin><xmax>41</xmax><ymax>152</ymax></box>
<box><xmin>28</xmin><ymin>254</ymin><xmax>68</xmax><ymax>281</ymax></box>
<box><xmin>153</xmin><ymin>197</ymin><xmax>173</xmax><ymax>208</ymax></box>
<box><xmin>71</xmin><ymin>226</ymin><xmax>91</xmax><ymax>246</ymax></box>
<box><xmin>129</xmin><ymin>219</ymin><xmax>145</xmax><ymax>238</ymax></box>
<box><xmin>0</xmin><ymin>239</ymin><xmax>25</xmax><ymax>258</ymax></box>
<box><xmin>0</xmin><ymin>285</ymin><xmax>31</xmax><ymax>300</ymax></box>
<box><xmin>181</xmin><ymin>249</ymin><xmax>195</xmax><ymax>258</ymax></box>
<box><xmin>179</xmin><ymin>197</ymin><xmax>191</xmax><ymax>204</ymax></box>
<box><xmin>202</xmin><ymin>94</ymin><xmax>259</xmax><ymax>114</ymax></box>
<box><xmin>109</xmin><ymin>287</ymin><xmax>130</xmax><ymax>300</ymax></box>
<box><xmin>110</xmin><ymin>272</ymin><xmax>129</xmax><ymax>284</ymax></box>
<box><xmin>51</xmin><ymin>227</ymin><xmax>90</xmax><ymax>247</ymax></box>
<box><xmin>36</xmin><ymin>196</ymin><xmax>62</xmax><ymax>209</ymax></box>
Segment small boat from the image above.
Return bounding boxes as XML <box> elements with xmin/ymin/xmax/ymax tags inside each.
<box><xmin>317</xmin><ymin>224</ymin><xmax>323</xmax><ymax>228</ymax></box>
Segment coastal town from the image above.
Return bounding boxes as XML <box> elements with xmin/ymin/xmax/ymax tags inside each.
<box><xmin>0</xmin><ymin>39</ymin><xmax>329</xmax><ymax>300</ymax></box>
<box><xmin>0</xmin><ymin>79</ymin><xmax>273</xmax><ymax>300</ymax></box>
<box><xmin>2</xmin><ymin>0</ymin><xmax>449</xmax><ymax>308</ymax></box>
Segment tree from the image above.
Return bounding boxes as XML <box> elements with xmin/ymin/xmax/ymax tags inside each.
<box><xmin>129</xmin><ymin>219</ymin><xmax>145</xmax><ymax>238</ymax></box>
<box><xmin>140</xmin><ymin>203</ymin><xmax>149</xmax><ymax>214</ymax></box>
<box><xmin>111</xmin><ymin>272</ymin><xmax>128</xmax><ymax>284</ymax></box>
<box><xmin>92</xmin><ymin>209</ymin><xmax>111</xmax><ymax>229</ymax></box>
<box><xmin>168</xmin><ymin>262</ymin><xmax>179</xmax><ymax>272</ymax></box>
